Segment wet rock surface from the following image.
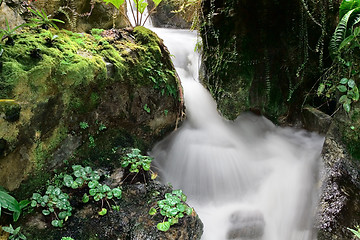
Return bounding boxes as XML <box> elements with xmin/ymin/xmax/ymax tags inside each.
<box><xmin>317</xmin><ymin>109</ymin><xmax>360</xmax><ymax>240</ymax></box>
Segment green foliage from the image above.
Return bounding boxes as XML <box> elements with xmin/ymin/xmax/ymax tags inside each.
<box><xmin>31</xmin><ymin>165</ymin><xmax>122</xmax><ymax>227</ymax></box>
<box><xmin>348</xmin><ymin>226</ymin><xmax>360</xmax><ymax>239</ymax></box>
<box><xmin>0</xmin><ymin>187</ymin><xmax>28</xmax><ymax>222</ymax></box>
<box><xmin>102</xmin><ymin>0</ymin><xmax>125</xmax><ymax>9</ymax></box>
<box><xmin>0</xmin><ymin>19</ymin><xmax>28</xmax><ymax>45</ymax></box>
<box><xmin>79</xmin><ymin>122</ymin><xmax>89</xmax><ymax>129</ymax></box>
<box><xmin>2</xmin><ymin>224</ymin><xmax>27</xmax><ymax>240</ymax></box>
<box><xmin>149</xmin><ymin>189</ymin><xmax>193</xmax><ymax>232</ymax></box>
<box><xmin>28</xmin><ymin>8</ymin><xmax>65</xmax><ymax>30</ymax></box>
<box><xmin>101</xmin><ymin>0</ymin><xmax>162</xmax><ymax>27</ymax></box>
<box><xmin>61</xmin><ymin>237</ymin><xmax>74</xmax><ymax>240</ymax></box>
<box><xmin>318</xmin><ymin>0</ymin><xmax>360</xmax><ymax>113</ymax></box>
<box><xmin>121</xmin><ymin>148</ymin><xmax>152</xmax><ymax>173</ymax></box>
<box><xmin>143</xmin><ymin>104</ymin><xmax>151</xmax><ymax>113</ymax></box>
<box><xmin>30</xmin><ymin>185</ymin><xmax>72</xmax><ymax>227</ymax></box>
<box><xmin>340</xmin><ymin>0</ymin><xmax>360</xmax><ymax>19</ymax></box>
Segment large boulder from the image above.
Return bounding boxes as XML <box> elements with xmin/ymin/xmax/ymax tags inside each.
<box><xmin>316</xmin><ymin>103</ymin><xmax>360</xmax><ymax>240</ymax></box>
<box><xmin>0</xmin><ymin>26</ymin><xmax>182</xmax><ymax>193</ymax></box>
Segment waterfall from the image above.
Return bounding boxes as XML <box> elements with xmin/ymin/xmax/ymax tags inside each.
<box><xmin>150</xmin><ymin>28</ymin><xmax>324</xmax><ymax>240</ymax></box>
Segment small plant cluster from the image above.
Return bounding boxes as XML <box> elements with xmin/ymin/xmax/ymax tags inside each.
<box><xmin>149</xmin><ymin>189</ymin><xmax>193</xmax><ymax>232</ymax></box>
<box><xmin>78</xmin><ymin>121</ymin><xmax>107</xmax><ymax>148</ymax></box>
<box><xmin>2</xmin><ymin>224</ymin><xmax>26</xmax><ymax>240</ymax></box>
<box><xmin>31</xmin><ymin>185</ymin><xmax>72</xmax><ymax>227</ymax></box>
<box><xmin>121</xmin><ymin>148</ymin><xmax>152</xmax><ymax>173</ymax></box>
<box><xmin>31</xmin><ymin>165</ymin><xmax>122</xmax><ymax>227</ymax></box>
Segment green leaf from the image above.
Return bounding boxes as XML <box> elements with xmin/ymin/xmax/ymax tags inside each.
<box><xmin>348</xmin><ymin>79</ymin><xmax>356</xmax><ymax>88</ymax></box>
<box><xmin>181</xmin><ymin>194</ymin><xmax>187</xmax><ymax>202</ymax></box>
<box><xmin>153</xmin><ymin>0</ymin><xmax>162</xmax><ymax>6</ymax></box>
<box><xmin>72</xmin><ymin>165</ymin><xmax>83</xmax><ymax>171</ymax></box>
<box><xmin>112</xmin><ymin>188</ymin><xmax>122</xmax><ymax>198</ymax></box>
<box><xmin>157</xmin><ymin>221</ymin><xmax>170</xmax><ymax>232</ymax></box>
<box><xmin>63</xmin><ymin>174</ymin><xmax>74</xmax><ymax>187</ymax></box>
<box><xmin>89</xmin><ymin>189</ymin><xmax>97</xmax><ymax>196</ymax></box>
<box><xmin>185</xmin><ymin>207</ymin><xmax>193</xmax><ymax>215</ymax></box>
<box><xmin>58</xmin><ymin>211</ymin><xmax>68</xmax><ymax>219</ymax></box>
<box><xmin>135</xmin><ymin>0</ymin><xmax>148</xmax><ymax>14</ymax></box>
<box><xmin>75</xmin><ymin>177</ymin><xmax>84</xmax><ymax>186</ymax></box>
<box><xmin>12</xmin><ymin>211</ymin><xmax>20</xmax><ymax>222</ymax></box>
<box><xmin>168</xmin><ymin>207</ymin><xmax>178</xmax><ymax>216</ymax></box>
<box><xmin>343</xmin><ymin>102</ymin><xmax>351</xmax><ymax>112</ymax></box>
<box><xmin>85</xmin><ymin>166</ymin><xmax>92</xmax><ymax>173</ymax></box>
<box><xmin>94</xmin><ymin>194</ymin><xmax>102</xmax><ymax>201</ymax></box>
<box><xmin>353</xmin><ymin>85</ymin><xmax>359</xmax><ymax>101</ymax></box>
<box><xmin>176</xmin><ymin>203</ymin><xmax>186</xmax><ymax>212</ymax></box>
<box><xmin>317</xmin><ymin>83</ymin><xmax>325</xmax><ymax>96</ymax></box>
<box><xmin>88</xmin><ymin>180</ymin><xmax>98</xmax><ymax>189</ymax></box>
<box><xmin>339</xmin><ymin>0</ymin><xmax>360</xmax><ymax>19</ymax></box>
<box><xmin>340</xmin><ymin>77</ymin><xmax>349</xmax><ymax>84</ymax></box>
<box><xmin>42</xmin><ymin>209</ymin><xmax>50</xmax><ymax>216</ymax></box>
<box><xmin>149</xmin><ymin>207</ymin><xmax>157</xmax><ymax>215</ymax></box>
<box><xmin>31</xmin><ymin>200</ymin><xmax>37</xmax><ymax>207</ymax></box>
<box><xmin>337</xmin><ymin>85</ymin><xmax>348</xmax><ymax>92</ymax></box>
<box><xmin>339</xmin><ymin>95</ymin><xmax>349</xmax><ymax>103</ymax></box>
<box><xmin>101</xmin><ymin>185</ymin><xmax>111</xmax><ymax>193</ymax></box>
<box><xmin>102</xmin><ymin>0</ymin><xmax>125</xmax><ymax>9</ymax></box>
<box><xmin>348</xmin><ymin>227</ymin><xmax>360</xmax><ymax>238</ymax></box>
<box><xmin>51</xmin><ymin>219</ymin><xmax>63</xmax><ymax>227</ymax></box>
<box><xmin>82</xmin><ymin>193</ymin><xmax>90</xmax><ymax>203</ymax></box>
<box><xmin>98</xmin><ymin>208</ymin><xmax>107</xmax><ymax>216</ymax></box>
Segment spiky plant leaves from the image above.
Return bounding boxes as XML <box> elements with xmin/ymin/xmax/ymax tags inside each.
<box><xmin>329</xmin><ymin>8</ymin><xmax>359</xmax><ymax>58</ymax></box>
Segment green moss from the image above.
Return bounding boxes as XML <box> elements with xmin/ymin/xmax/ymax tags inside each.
<box><xmin>341</xmin><ymin>107</ymin><xmax>360</xmax><ymax>160</ymax></box>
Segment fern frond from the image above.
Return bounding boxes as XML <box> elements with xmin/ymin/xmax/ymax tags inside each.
<box><xmin>329</xmin><ymin>8</ymin><xmax>359</xmax><ymax>59</ymax></box>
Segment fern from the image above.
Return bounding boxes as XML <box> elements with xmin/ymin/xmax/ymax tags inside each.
<box><xmin>329</xmin><ymin>8</ymin><xmax>359</xmax><ymax>58</ymax></box>
<box><xmin>339</xmin><ymin>0</ymin><xmax>360</xmax><ymax>19</ymax></box>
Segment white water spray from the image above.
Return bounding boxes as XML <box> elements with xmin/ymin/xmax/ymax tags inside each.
<box><xmin>150</xmin><ymin>28</ymin><xmax>324</xmax><ymax>240</ymax></box>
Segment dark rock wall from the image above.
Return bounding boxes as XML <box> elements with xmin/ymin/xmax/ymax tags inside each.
<box><xmin>200</xmin><ymin>0</ymin><xmax>337</xmax><ymax>121</ymax></box>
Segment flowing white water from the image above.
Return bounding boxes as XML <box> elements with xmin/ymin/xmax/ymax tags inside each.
<box><xmin>150</xmin><ymin>28</ymin><xmax>324</xmax><ymax>240</ymax></box>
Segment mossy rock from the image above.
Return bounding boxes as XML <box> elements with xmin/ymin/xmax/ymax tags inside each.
<box><xmin>0</xmin><ymin>26</ymin><xmax>182</xmax><ymax>193</ymax></box>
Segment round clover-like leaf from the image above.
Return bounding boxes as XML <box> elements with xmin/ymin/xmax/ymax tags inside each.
<box><xmin>82</xmin><ymin>193</ymin><xmax>90</xmax><ymax>203</ymax></box>
<box><xmin>88</xmin><ymin>180</ymin><xmax>98</xmax><ymax>189</ymax></box>
<box><xmin>185</xmin><ymin>207</ymin><xmax>193</xmax><ymax>215</ymax></box>
<box><xmin>112</xmin><ymin>188</ymin><xmax>122</xmax><ymax>198</ymax></box>
<box><xmin>149</xmin><ymin>207</ymin><xmax>157</xmax><ymax>215</ymax></box>
<box><xmin>94</xmin><ymin>194</ymin><xmax>102</xmax><ymax>201</ymax></box>
<box><xmin>32</xmin><ymin>193</ymin><xmax>42</xmax><ymax>201</ymax></box>
<box><xmin>89</xmin><ymin>189</ymin><xmax>97</xmax><ymax>196</ymax></box>
<box><xmin>157</xmin><ymin>221</ymin><xmax>170</xmax><ymax>232</ymax></box>
<box><xmin>51</xmin><ymin>219</ymin><xmax>63</xmax><ymax>227</ymax></box>
<box><xmin>101</xmin><ymin>185</ymin><xmax>111</xmax><ymax>193</ymax></box>
<box><xmin>168</xmin><ymin>207</ymin><xmax>178</xmax><ymax>217</ymax></box>
<box><xmin>85</xmin><ymin>166</ymin><xmax>92</xmax><ymax>173</ymax></box>
<box><xmin>75</xmin><ymin>177</ymin><xmax>84</xmax><ymax>186</ymax></box>
<box><xmin>30</xmin><ymin>200</ymin><xmax>37</xmax><ymax>207</ymax></box>
<box><xmin>42</xmin><ymin>209</ymin><xmax>50</xmax><ymax>215</ymax></box>
<box><xmin>63</xmin><ymin>174</ymin><xmax>74</xmax><ymax>187</ymax></box>
<box><xmin>176</xmin><ymin>203</ymin><xmax>186</xmax><ymax>212</ymax></box>
<box><xmin>58</xmin><ymin>211</ymin><xmax>68</xmax><ymax>220</ymax></box>
<box><xmin>98</xmin><ymin>208</ymin><xmax>107</xmax><ymax>216</ymax></box>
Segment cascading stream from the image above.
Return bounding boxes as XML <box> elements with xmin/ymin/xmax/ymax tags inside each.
<box><xmin>150</xmin><ymin>28</ymin><xmax>324</xmax><ymax>240</ymax></box>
